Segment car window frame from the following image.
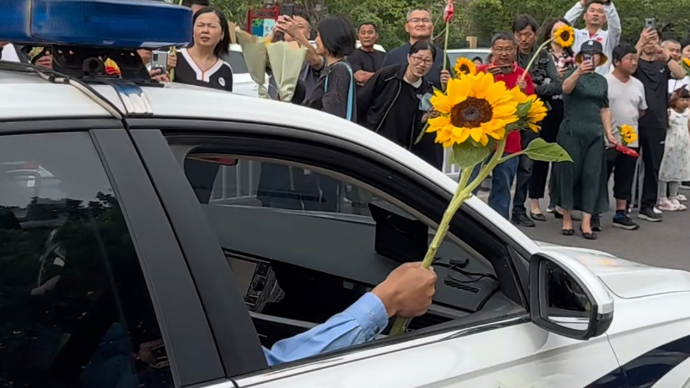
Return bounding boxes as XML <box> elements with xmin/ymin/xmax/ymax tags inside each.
<box><xmin>126</xmin><ymin>118</ymin><xmax>533</xmax><ymax>376</ymax></box>
<box><xmin>0</xmin><ymin>118</ymin><xmax>227</xmax><ymax>387</ymax></box>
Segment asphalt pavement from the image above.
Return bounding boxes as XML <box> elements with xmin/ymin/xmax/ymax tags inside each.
<box><xmin>479</xmin><ymin>185</ymin><xmax>690</xmax><ymax>271</ymax></box>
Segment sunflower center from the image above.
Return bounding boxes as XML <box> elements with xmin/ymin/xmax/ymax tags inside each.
<box><xmin>450</xmin><ymin>97</ymin><xmax>493</xmax><ymax>127</ymax></box>
<box><xmin>560</xmin><ymin>32</ymin><xmax>571</xmax><ymax>41</ymax></box>
<box><xmin>460</xmin><ymin>65</ymin><xmax>470</xmax><ymax>73</ymax></box>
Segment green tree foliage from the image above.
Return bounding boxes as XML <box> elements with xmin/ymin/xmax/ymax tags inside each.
<box><xmin>468</xmin><ymin>0</ymin><xmax>690</xmax><ymax>47</ymax></box>
<box><xmin>213</xmin><ymin>0</ymin><xmax>690</xmax><ymax>50</ymax></box>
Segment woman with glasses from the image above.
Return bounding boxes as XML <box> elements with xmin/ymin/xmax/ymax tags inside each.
<box><xmin>174</xmin><ymin>6</ymin><xmax>233</xmax><ymax>91</ymax></box>
<box><xmin>357</xmin><ymin>41</ymin><xmax>442</xmax><ymax>169</ymax></box>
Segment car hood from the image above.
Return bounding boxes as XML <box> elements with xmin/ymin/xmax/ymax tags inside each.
<box><xmin>536</xmin><ymin>241</ymin><xmax>690</xmax><ymax>299</ymax></box>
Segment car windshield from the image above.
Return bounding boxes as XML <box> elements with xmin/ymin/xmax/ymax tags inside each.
<box><xmin>223</xmin><ymin>50</ymin><xmax>249</xmax><ymax>74</ymax></box>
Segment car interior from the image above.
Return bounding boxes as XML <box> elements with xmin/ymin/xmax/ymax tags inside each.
<box><xmin>181</xmin><ymin>149</ymin><xmax>525</xmax><ymax>348</ymax></box>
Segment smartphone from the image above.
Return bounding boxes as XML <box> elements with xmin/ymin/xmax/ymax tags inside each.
<box><xmin>583</xmin><ymin>53</ymin><xmax>593</xmax><ymax>63</ymax></box>
<box><xmin>499</xmin><ymin>65</ymin><xmax>512</xmax><ymax>74</ymax></box>
<box><xmin>151</xmin><ymin>50</ymin><xmax>168</xmax><ymax>73</ymax></box>
<box><xmin>280</xmin><ymin>4</ymin><xmax>294</xmax><ymax>17</ymax></box>
<box><xmin>645</xmin><ymin>18</ymin><xmax>656</xmax><ymax>29</ymax></box>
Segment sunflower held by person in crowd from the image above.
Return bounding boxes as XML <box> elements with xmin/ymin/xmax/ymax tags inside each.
<box><xmin>390</xmin><ymin>71</ymin><xmax>571</xmax><ymax>336</ymax></box>
<box><xmin>519</xmin><ymin>24</ymin><xmax>576</xmax><ymax>82</ymax></box>
<box><xmin>553</xmin><ymin>25</ymin><xmax>576</xmax><ymax>48</ymax></box>
<box><xmin>619</xmin><ymin>124</ymin><xmax>637</xmax><ymax>146</ymax></box>
<box><xmin>453</xmin><ymin>57</ymin><xmax>477</xmax><ymax>76</ymax></box>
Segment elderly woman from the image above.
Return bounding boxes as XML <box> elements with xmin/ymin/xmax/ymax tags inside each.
<box><xmin>357</xmin><ymin>41</ymin><xmax>442</xmax><ymax>169</ymax></box>
<box><xmin>550</xmin><ymin>40</ymin><xmax>617</xmax><ymax>240</ymax></box>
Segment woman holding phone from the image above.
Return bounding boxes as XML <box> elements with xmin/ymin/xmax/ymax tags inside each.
<box><xmin>550</xmin><ymin>40</ymin><xmax>617</xmax><ymax>240</ymax></box>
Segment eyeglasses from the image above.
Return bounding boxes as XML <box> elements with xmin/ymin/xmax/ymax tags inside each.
<box><xmin>410</xmin><ymin>55</ymin><xmax>433</xmax><ymax>65</ymax></box>
<box><xmin>195</xmin><ymin>22</ymin><xmax>220</xmax><ymax>30</ymax></box>
<box><xmin>408</xmin><ymin>18</ymin><xmax>432</xmax><ymax>24</ymax></box>
<box><xmin>493</xmin><ymin>46</ymin><xmax>515</xmax><ymax>53</ymax></box>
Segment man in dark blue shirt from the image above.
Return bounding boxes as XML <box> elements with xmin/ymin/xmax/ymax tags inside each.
<box><xmin>382</xmin><ymin>8</ymin><xmax>451</xmax><ymax>90</ymax></box>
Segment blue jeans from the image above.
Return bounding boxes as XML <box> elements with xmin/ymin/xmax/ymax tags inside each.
<box><xmin>470</xmin><ymin>154</ymin><xmax>519</xmax><ymax>219</ymax></box>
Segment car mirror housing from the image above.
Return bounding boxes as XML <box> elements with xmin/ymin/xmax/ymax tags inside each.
<box><xmin>529</xmin><ymin>252</ymin><xmax>614</xmax><ymax>341</ymax></box>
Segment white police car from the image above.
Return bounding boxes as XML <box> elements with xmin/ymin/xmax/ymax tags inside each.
<box><xmin>2</xmin><ymin>1</ymin><xmax>690</xmax><ymax>388</ymax></box>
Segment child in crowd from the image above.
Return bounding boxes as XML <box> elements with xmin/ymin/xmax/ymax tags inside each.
<box><xmin>658</xmin><ymin>88</ymin><xmax>690</xmax><ymax>211</ymax></box>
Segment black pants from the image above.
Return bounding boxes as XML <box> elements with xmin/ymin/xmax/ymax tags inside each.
<box><xmin>512</xmin><ymin>130</ymin><xmax>538</xmax><ymax>216</ymax></box>
<box><xmin>606</xmin><ymin>147</ymin><xmax>638</xmax><ymax>202</ymax></box>
<box><xmin>530</xmin><ymin>100</ymin><xmax>564</xmax><ymax>200</ymax></box>
<box><xmin>639</xmin><ymin>128</ymin><xmax>666</xmax><ymax>210</ymax></box>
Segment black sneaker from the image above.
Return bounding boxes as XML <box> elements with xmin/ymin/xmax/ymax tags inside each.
<box><xmin>638</xmin><ymin>208</ymin><xmax>662</xmax><ymax>222</ymax></box>
<box><xmin>613</xmin><ymin>213</ymin><xmax>640</xmax><ymax>230</ymax></box>
<box><xmin>512</xmin><ymin>213</ymin><xmax>536</xmax><ymax>227</ymax></box>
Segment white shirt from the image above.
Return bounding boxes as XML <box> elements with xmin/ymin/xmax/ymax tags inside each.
<box><xmin>564</xmin><ymin>1</ymin><xmax>622</xmax><ymax>75</ymax></box>
<box><xmin>605</xmin><ymin>73</ymin><xmax>647</xmax><ymax>147</ymax></box>
<box><xmin>0</xmin><ymin>43</ymin><xmax>21</xmax><ymax>63</ymax></box>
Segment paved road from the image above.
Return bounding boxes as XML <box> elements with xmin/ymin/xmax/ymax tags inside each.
<box><xmin>504</xmin><ymin>188</ymin><xmax>690</xmax><ymax>271</ymax></box>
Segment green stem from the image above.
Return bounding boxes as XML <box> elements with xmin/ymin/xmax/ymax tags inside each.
<box><xmin>389</xmin><ymin>166</ymin><xmax>472</xmax><ymax>335</ymax></box>
<box><xmin>442</xmin><ymin>22</ymin><xmax>451</xmax><ymax>71</ymax></box>
<box><xmin>518</xmin><ymin>37</ymin><xmax>554</xmax><ymax>83</ymax></box>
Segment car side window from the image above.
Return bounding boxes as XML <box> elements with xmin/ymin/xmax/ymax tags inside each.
<box><xmin>181</xmin><ymin>152</ymin><xmax>505</xmax><ymax>348</ymax></box>
<box><xmin>0</xmin><ymin>133</ymin><xmax>173</xmax><ymax>388</ymax></box>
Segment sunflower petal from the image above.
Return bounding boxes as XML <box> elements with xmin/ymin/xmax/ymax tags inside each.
<box><xmin>427</xmin><ymin>115</ymin><xmax>450</xmax><ymax>132</ymax></box>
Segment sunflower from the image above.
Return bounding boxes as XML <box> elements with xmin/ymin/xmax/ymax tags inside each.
<box><xmin>619</xmin><ymin>124</ymin><xmax>637</xmax><ymax>145</ymax></box>
<box><xmin>623</xmin><ymin>133</ymin><xmax>637</xmax><ymax>144</ymax></box>
<box><xmin>553</xmin><ymin>25</ymin><xmax>575</xmax><ymax>48</ymax></box>
<box><xmin>427</xmin><ymin>72</ymin><xmax>519</xmax><ymax>147</ymax></box>
<box><xmin>620</xmin><ymin>124</ymin><xmax>634</xmax><ymax>137</ymax></box>
<box><xmin>454</xmin><ymin>57</ymin><xmax>477</xmax><ymax>76</ymax></box>
<box><xmin>526</xmin><ymin>95</ymin><xmax>548</xmax><ymax>132</ymax></box>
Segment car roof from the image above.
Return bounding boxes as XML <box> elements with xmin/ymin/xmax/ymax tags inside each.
<box><xmin>0</xmin><ymin>66</ymin><xmax>538</xmax><ymax>252</ymax></box>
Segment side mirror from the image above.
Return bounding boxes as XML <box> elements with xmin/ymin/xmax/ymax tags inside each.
<box><xmin>529</xmin><ymin>252</ymin><xmax>613</xmax><ymax>340</ymax></box>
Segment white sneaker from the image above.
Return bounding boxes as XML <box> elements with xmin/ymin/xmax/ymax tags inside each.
<box><xmin>658</xmin><ymin>199</ymin><xmax>680</xmax><ymax>212</ymax></box>
<box><xmin>671</xmin><ymin>198</ymin><xmax>687</xmax><ymax>210</ymax></box>
<box><xmin>653</xmin><ymin>206</ymin><xmax>663</xmax><ymax>214</ymax></box>
<box><xmin>676</xmin><ymin>194</ymin><xmax>687</xmax><ymax>202</ymax></box>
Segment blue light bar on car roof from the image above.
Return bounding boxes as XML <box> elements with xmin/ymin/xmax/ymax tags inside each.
<box><xmin>0</xmin><ymin>0</ymin><xmax>193</xmax><ymax>49</ymax></box>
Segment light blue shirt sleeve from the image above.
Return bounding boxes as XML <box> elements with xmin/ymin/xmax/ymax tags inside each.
<box><xmin>262</xmin><ymin>292</ymin><xmax>389</xmax><ymax>366</ymax></box>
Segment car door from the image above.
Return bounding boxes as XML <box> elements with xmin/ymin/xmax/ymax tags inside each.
<box><xmin>127</xmin><ymin>118</ymin><xmax>622</xmax><ymax>388</ymax></box>
<box><xmin>0</xmin><ymin>119</ymin><xmax>228</xmax><ymax>388</ymax></box>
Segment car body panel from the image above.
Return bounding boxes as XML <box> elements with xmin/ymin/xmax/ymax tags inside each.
<box><xmin>234</xmin><ymin>319</ymin><xmax>619</xmax><ymax>388</ymax></box>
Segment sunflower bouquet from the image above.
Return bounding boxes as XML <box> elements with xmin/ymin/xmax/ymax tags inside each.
<box><xmin>619</xmin><ymin>124</ymin><xmax>638</xmax><ymax>146</ymax></box>
<box><xmin>390</xmin><ymin>71</ymin><xmax>571</xmax><ymax>335</ymax></box>
<box><xmin>519</xmin><ymin>24</ymin><xmax>575</xmax><ymax>82</ymax></box>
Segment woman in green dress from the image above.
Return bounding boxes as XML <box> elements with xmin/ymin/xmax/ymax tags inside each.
<box><xmin>550</xmin><ymin>40</ymin><xmax>618</xmax><ymax>240</ymax></box>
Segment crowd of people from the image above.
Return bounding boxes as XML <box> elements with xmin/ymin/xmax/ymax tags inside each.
<box><xmin>3</xmin><ymin>0</ymin><xmax>690</xmax><ymax>242</ymax></box>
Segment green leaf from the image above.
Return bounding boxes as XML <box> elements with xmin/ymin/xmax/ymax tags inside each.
<box><xmin>516</xmin><ymin>100</ymin><xmax>532</xmax><ymax>118</ymax></box>
<box><xmin>523</xmin><ymin>138</ymin><xmax>573</xmax><ymax>162</ymax></box>
<box><xmin>450</xmin><ymin>141</ymin><xmax>491</xmax><ymax>169</ymax></box>
<box><xmin>506</xmin><ymin>119</ymin><xmax>527</xmax><ymax>132</ymax></box>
